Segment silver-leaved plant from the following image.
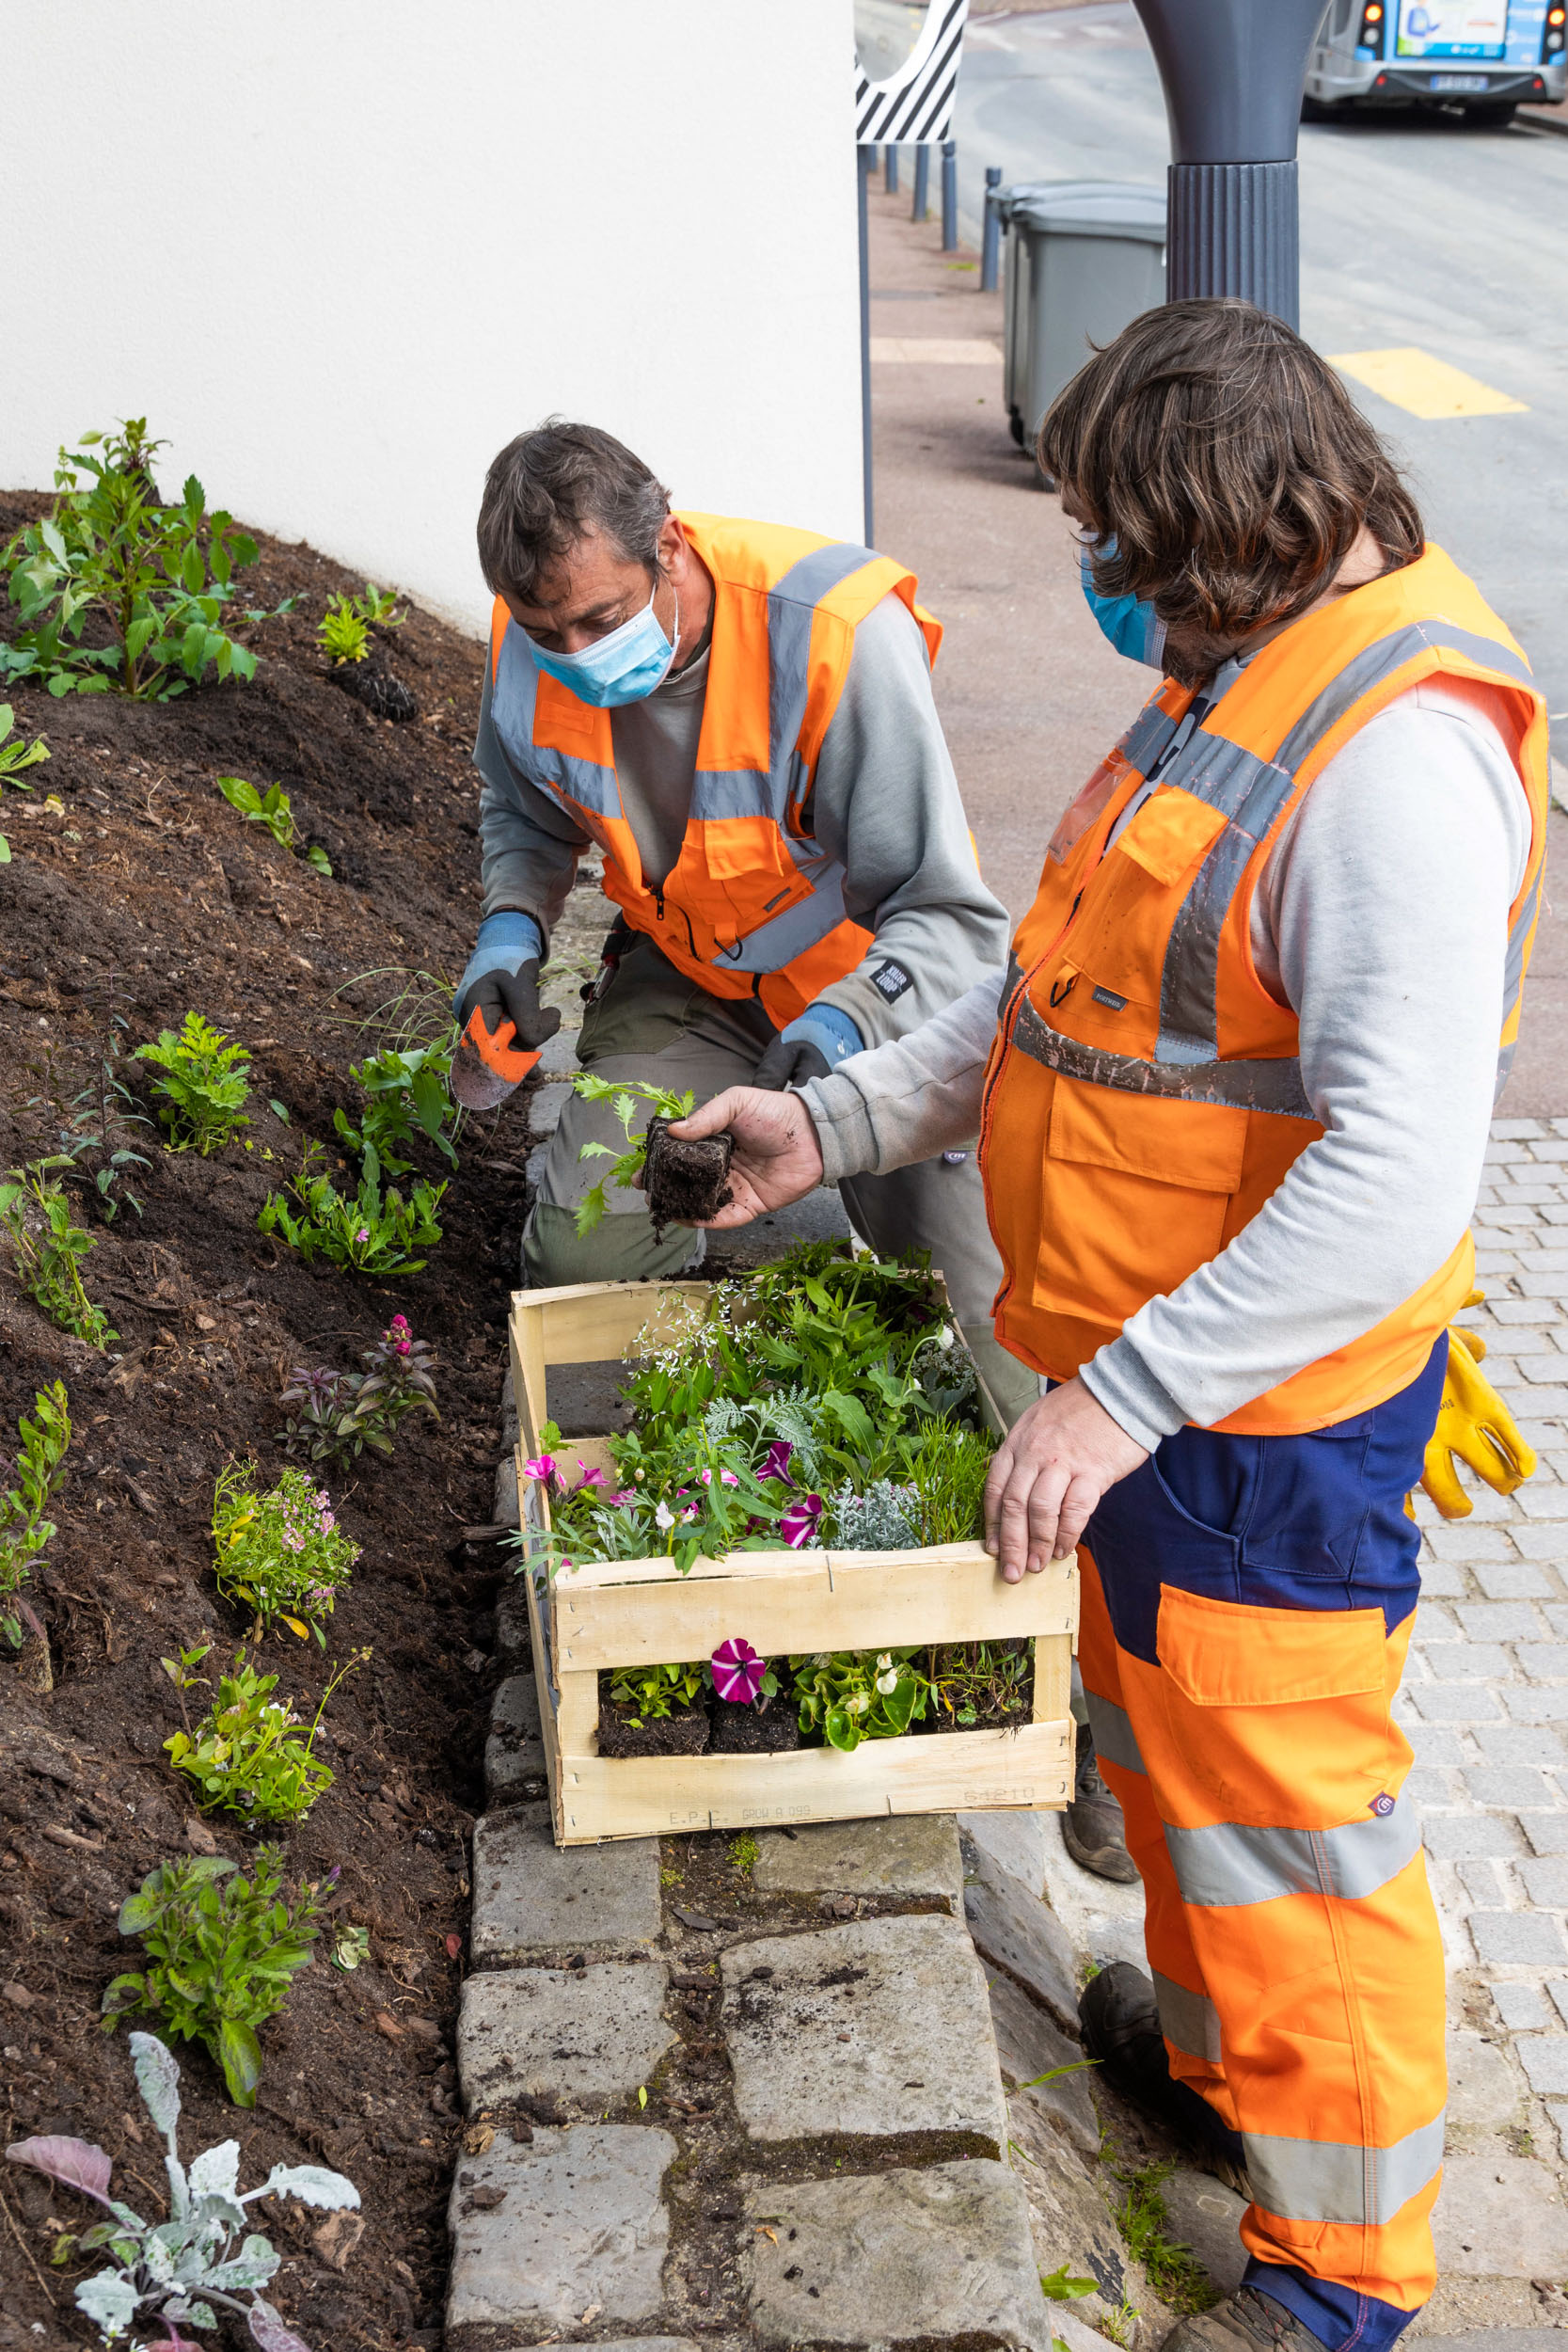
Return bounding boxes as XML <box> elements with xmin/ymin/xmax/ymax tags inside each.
<box><xmin>4</xmin><ymin>2030</ymin><xmax>357</xmax><ymax>2349</ymax></box>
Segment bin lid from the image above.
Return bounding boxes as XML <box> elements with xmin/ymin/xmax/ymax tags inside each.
<box><xmin>1011</xmin><ymin>182</ymin><xmax>1166</xmax><ymax>242</ymax></box>
<box><xmin>993</xmin><ymin>175</ymin><xmax>1103</xmax><ymax>221</ymax></box>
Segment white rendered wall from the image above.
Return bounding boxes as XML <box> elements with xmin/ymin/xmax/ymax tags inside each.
<box><xmin>0</xmin><ymin>1</ymin><xmax>863</xmax><ymax>637</ymax></box>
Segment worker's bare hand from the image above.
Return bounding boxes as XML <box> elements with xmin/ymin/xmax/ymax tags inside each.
<box><xmin>985</xmin><ymin>1377</ymin><xmax>1148</xmax><ymax>1582</ymax></box>
<box><xmin>666</xmin><ymin>1087</ymin><xmax>824</xmax><ymax>1228</ymax></box>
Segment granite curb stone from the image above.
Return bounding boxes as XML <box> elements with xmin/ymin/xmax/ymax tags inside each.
<box><xmin>457</xmin><ymin>1961</ymin><xmax>676</xmax><ymax>2111</ymax></box>
<box><xmin>445</xmin><ymin>2122</ymin><xmax>675</xmax><ymax>2329</ymax></box>
<box><xmin>752</xmin><ymin>1812</ymin><xmax>963</xmax><ymax>1911</ymax></box>
<box><xmin>484</xmin><ymin>1671</ymin><xmax>546</xmax><ymax>1800</ymax></box>
<box><xmin>471</xmin><ymin>1802</ymin><xmax>661</xmax><ymax>1960</ymax></box>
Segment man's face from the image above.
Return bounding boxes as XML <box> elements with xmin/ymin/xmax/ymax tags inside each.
<box><xmin>505</xmin><ymin>514</ymin><xmax>702</xmax><ymax>659</ymax></box>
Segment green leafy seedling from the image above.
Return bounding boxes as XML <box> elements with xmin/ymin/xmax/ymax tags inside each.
<box><xmin>102</xmin><ymin>1847</ymin><xmax>329</xmax><ymax>2106</ymax></box>
<box><xmin>216</xmin><ymin>773</ymin><xmax>332</xmax><ymax>876</ymax></box>
<box><xmin>1040</xmin><ymin>2265</ymin><xmax>1097</xmax><ymax>2302</ymax></box>
<box><xmin>257</xmin><ymin>1138</ymin><xmax>446</xmax><ymax>1277</ymax></box>
<box><xmin>0</xmin><ymin>703</ymin><xmax>49</xmax><ymax>862</ymax></box>
<box><xmin>165</xmin><ymin>1645</ymin><xmax>366</xmax><ymax>1822</ymax></box>
<box><xmin>0</xmin><ymin>1159</ymin><xmax>117</xmax><ymax>1348</ymax></box>
<box><xmin>211</xmin><ymin>1459</ymin><xmax>359</xmax><ymax>1645</ymax></box>
<box><xmin>135</xmin><ymin>1011</ymin><xmax>253</xmax><ymax>1154</ymax></box>
<box><xmin>0</xmin><ymin>1381</ymin><xmax>70</xmax><ymax>1648</ymax></box>
<box><xmin>572</xmin><ymin>1075</ymin><xmax>696</xmax><ymax>1234</ymax></box>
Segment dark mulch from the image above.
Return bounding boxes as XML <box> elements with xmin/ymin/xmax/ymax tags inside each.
<box><xmin>0</xmin><ymin>496</ymin><xmax>551</xmax><ymax>2352</ymax></box>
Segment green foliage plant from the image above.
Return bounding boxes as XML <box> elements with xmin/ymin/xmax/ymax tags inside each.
<box><xmin>572</xmin><ymin>1075</ymin><xmax>696</xmax><ymax>1233</ymax></box>
<box><xmin>102</xmin><ymin>1849</ymin><xmax>331</xmax><ymax>2107</ymax></box>
<box><xmin>927</xmin><ymin>1638</ymin><xmax>1031</xmax><ymax>1728</ymax></box>
<box><xmin>134</xmin><ymin>1011</ymin><xmax>253</xmax><ymax>1155</ymax></box>
<box><xmin>277</xmin><ymin>1315</ymin><xmax>439</xmax><ymax>1471</ymax></box>
<box><xmin>319</xmin><ymin>582</ymin><xmax>404</xmax><ymax>667</ymax></box>
<box><xmin>29</xmin><ymin>1009</ymin><xmax>152</xmax><ymax>1219</ymax></box>
<box><xmin>607</xmin><ymin>1659</ymin><xmax>706</xmax><ymax>1726</ymax></box>
<box><xmin>334</xmin><ymin>1039</ymin><xmax>460</xmax><ymax>1177</ymax></box>
<box><xmin>212</xmin><ymin>1461</ymin><xmax>359</xmax><ymax>1645</ymax></box>
<box><xmin>0</xmin><ymin>1159</ymin><xmax>118</xmax><ymax>1347</ymax></box>
<box><xmin>215</xmin><ymin>773</ymin><xmax>332</xmax><ymax>875</ymax></box>
<box><xmin>5</xmin><ymin>2029</ymin><xmax>357</xmax><ymax>2347</ymax></box>
<box><xmin>0</xmin><ymin>1381</ymin><xmax>70</xmax><ymax>1648</ymax></box>
<box><xmin>0</xmin><ymin>421</ymin><xmax>290</xmax><ymax>701</ymax></box>
<box><xmin>0</xmin><ymin>703</ymin><xmax>49</xmax><ymax>862</ymax></box>
<box><xmin>257</xmin><ymin>1139</ymin><xmax>446</xmax><ymax>1276</ymax></box>
<box><xmin>1108</xmin><ymin>2157</ymin><xmax>1219</xmax><ymax>2315</ymax></box>
<box><xmin>791</xmin><ymin>1647</ymin><xmax>930</xmax><ymax>1752</ymax></box>
<box><xmin>165</xmin><ymin>1645</ymin><xmax>366</xmax><ymax>1822</ymax></box>
<box><xmin>1041</xmin><ymin>2263</ymin><xmax>1097</xmax><ymax>2302</ymax></box>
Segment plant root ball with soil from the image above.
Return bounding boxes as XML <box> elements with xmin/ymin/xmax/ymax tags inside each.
<box><xmin>643</xmin><ymin>1116</ymin><xmax>733</xmax><ymax>1234</ymax></box>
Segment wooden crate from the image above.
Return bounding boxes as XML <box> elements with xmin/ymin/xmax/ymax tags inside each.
<box><xmin>509</xmin><ymin>1279</ymin><xmax>1076</xmax><ymax>1847</ymax></box>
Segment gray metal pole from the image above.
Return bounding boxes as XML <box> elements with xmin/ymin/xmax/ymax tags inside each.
<box><xmin>980</xmin><ymin>165</ymin><xmax>1002</xmax><ymax>293</ymax></box>
<box><xmin>912</xmin><ymin>145</ymin><xmax>930</xmax><ymax>223</ymax></box>
<box><xmin>858</xmin><ymin>147</ymin><xmax>875</xmax><ymax>547</ymax></box>
<box><xmin>885</xmin><ymin>143</ymin><xmax>899</xmax><ymax>195</ymax></box>
<box><xmin>1130</xmin><ymin>0</ymin><xmax>1323</xmax><ymax>330</ymax></box>
<box><xmin>941</xmin><ymin>139</ymin><xmax>958</xmax><ymax>252</ymax></box>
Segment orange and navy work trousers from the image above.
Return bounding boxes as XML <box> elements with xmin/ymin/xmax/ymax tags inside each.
<box><xmin>1078</xmin><ymin>1340</ymin><xmax>1448</xmax><ymax>2350</ymax></box>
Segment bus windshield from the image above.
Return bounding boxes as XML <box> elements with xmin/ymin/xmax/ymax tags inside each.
<box><xmin>1394</xmin><ymin>1</ymin><xmax>1509</xmax><ymax>56</ymax></box>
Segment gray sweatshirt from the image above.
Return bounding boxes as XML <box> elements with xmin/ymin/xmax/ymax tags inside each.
<box><xmin>474</xmin><ymin>595</ymin><xmax>1009</xmax><ymax>1050</ymax></box>
<box><xmin>798</xmin><ymin>677</ymin><xmax>1532</xmax><ymax>1448</ymax></box>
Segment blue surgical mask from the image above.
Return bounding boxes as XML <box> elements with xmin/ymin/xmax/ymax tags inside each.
<box><xmin>529</xmin><ymin>583</ymin><xmax>679</xmax><ymax>708</ymax></box>
<box><xmin>1079</xmin><ymin>544</ymin><xmax>1166</xmax><ymax>670</ymax></box>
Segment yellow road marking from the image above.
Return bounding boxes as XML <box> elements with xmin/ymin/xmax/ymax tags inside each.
<box><xmin>1329</xmin><ymin>346</ymin><xmax>1528</xmax><ymax>420</ymax></box>
<box><xmin>869</xmin><ymin>336</ymin><xmax>1003</xmax><ymax>365</ymax></box>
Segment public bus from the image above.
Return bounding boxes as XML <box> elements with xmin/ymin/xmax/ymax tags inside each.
<box><xmin>1304</xmin><ymin>0</ymin><xmax>1565</xmax><ymax>120</ymax></box>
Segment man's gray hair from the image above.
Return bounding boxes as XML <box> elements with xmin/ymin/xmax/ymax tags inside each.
<box><xmin>477</xmin><ymin>420</ymin><xmax>671</xmax><ymax>604</ymax></box>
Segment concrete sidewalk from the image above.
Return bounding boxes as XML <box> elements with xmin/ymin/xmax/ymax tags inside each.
<box><xmin>863</xmin><ymin>175</ymin><xmax>1568</xmax><ymax>1123</ymax></box>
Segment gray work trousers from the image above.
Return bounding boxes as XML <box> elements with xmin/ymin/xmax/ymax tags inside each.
<box><xmin>520</xmin><ymin>934</ymin><xmax>1039</xmax><ymax>1426</ymax></box>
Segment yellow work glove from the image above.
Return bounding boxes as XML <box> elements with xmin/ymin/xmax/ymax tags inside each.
<box><xmin>1414</xmin><ymin>1293</ymin><xmax>1537</xmax><ymax>1520</ymax></box>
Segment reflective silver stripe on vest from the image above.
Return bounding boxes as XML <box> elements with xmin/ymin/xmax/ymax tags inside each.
<box><xmin>1153</xmin><ymin>1971</ymin><xmax>1223</xmax><ymax>2066</ymax></box>
<box><xmin>1084</xmin><ymin>1690</ymin><xmax>1147</xmax><ymax>1777</ymax></box>
<box><xmin>1120</xmin><ymin>695</ymin><xmax>1182</xmax><ymax>778</ymax></box>
<box><xmin>1013</xmin><ymin>989</ymin><xmax>1317</xmax><ymax>1119</ymax></box>
<box><xmin>768</xmin><ymin>541</ymin><xmax>882</xmax><ymax>817</ymax></box>
<box><xmin>1244</xmin><ymin>2112</ymin><xmax>1445</xmax><ymax>2229</ymax></box>
<box><xmin>1163</xmin><ymin>1791</ymin><xmax>1421</xmax><ymax>1909</ymax></box>
<box><xmin>709</xmin><ymin>858</ymin><xmax>854</xmax><ymax>974</ymax></box>
<box><xmin>1499</xmin><ymin>857</ymin><xmax>1545</xmax><ymax>1102</ymax></box>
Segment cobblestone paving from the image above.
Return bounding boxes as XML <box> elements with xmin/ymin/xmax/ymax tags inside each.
<box><xmin>1402</xmin><ymin>1118</ymin><xmax>1568</xmax><ymax>2185</ymax></box>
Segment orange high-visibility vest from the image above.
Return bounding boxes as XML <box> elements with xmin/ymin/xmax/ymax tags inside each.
<box><xmin>486</xmin><ymin>512</ymin><xmax>942</xmax><ymax>1030</ymax></box>
<box><xmin>978</xmin><ymin>546</ymin><xmax>1551</xmax><ymax>1434</ymax></box>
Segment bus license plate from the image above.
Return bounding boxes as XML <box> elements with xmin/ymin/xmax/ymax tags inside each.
<box><xmin>1432</xmin><ymin>72</ymin><xmax>1490</xmax><ymax>89</ymax></box>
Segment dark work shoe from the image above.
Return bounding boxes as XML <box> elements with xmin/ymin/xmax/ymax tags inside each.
<box><xmin>1163</xmin><ymin>2286</ymin><xmax>1326</xmax><ymax>2350</ymax></box>
<box><xmin>1080</xmin><ymin>1962</ymin><xmax>1250</xmax><ymax>2194</ymax></box>
<box><xmin>1062</xmin><ymin>1722</ymin><xmax>1139</xmax><ymax>1883</ymax></box>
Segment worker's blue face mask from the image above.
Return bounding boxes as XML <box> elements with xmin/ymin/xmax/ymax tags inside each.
<box><xmin>528</xmin><ymin>582</ymin><xmax>678</xmax><ymax>708</ymax></box>
<box><xmin>1079</xmin><ymin>544</ymin><xmax>1166</xmax><ymax>670</ymax></box>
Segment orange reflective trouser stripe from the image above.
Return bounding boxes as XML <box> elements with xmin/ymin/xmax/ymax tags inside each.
<box><xmin>1078</xmin><ymin>1552</ymin><xmax>1447</xmax><ymax>2316</ymax></box>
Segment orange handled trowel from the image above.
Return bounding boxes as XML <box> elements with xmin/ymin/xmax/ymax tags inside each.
<box><xmin>450</xmin><ymin>1007</ymin><xmax>543</xmax><ymax>1111</ymax></box>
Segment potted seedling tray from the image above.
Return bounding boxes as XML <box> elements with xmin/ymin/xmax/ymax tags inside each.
<box><xmin>509</xmin><ymin>1278</ymin><xmax>1076</xmax><ymax>1847</ymax></box>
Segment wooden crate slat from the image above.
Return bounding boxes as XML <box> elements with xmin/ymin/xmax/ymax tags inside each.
<box><xmin>553</xmin><ymin>1716</ymin><xmax>1071</xmax><ymax>1843</ymax></box>
<box><xmin>555</xmin><ymin>1546</ymin><xmax>832</xmax><ymax>1594</ymax></box>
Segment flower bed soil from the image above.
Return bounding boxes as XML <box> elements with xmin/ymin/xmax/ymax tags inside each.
<box><xmin>0</xmin><ymin>494</ymin><xmax>540</xmax><ymax>2352</ymax></box>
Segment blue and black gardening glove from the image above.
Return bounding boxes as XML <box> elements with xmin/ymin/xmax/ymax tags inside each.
<box><xmin>454</xmin><ymin>912</ymin><xmax>561</xmax><ymax>1051</ymax></box>
<box><xmin>753</xmin><ymin>1003</ymin><xmax>863</xmax><ymax>1092</ymax></box>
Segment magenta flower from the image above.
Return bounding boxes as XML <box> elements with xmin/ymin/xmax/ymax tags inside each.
<box><xmin>760</xmin><ymin>1439</ymin><xmax>795</xmax><ymax>1486</ymax></box>
<box><xmin>608</xmin><ymin>1487</ymin><xmax>638</xmax><ymax>1505</ymax></box>
<box><xmin>698</xmin><ymin>1467</ymin><xmax>741</xmax><ymax>1488</ymax></box>
<box><xmin>521</xmin><ymin>1454</ymin><xmax>556</xmax><ymax>1482</ymax></box>
<box><xmin>780</xmin><ymin>1492</ymin><xmax>824</xmax><ymax>1549</ymax></box>
<box><xmin>570</xmin><ymin>1463</ymin><xmax>606</xmax><ymax>1490</ymax></box>
<box><xmin>355</xmin><ymin>1227</ymin><xmax>370</xmax><ymax>1245</ymax></box>
<box><xmin>711</xmin><ymin>1636</ymin><xmax>768</xmax><ymax>1705</ymax></box>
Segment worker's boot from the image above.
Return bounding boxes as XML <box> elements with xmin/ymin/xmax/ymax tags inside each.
<box><xmin>1080</xmin><ymin>1963</ymin><xmax>1249</xmax><ymax>2194</ymax></box>
<box><xmin>1062</xmin><ymin>1723</ymin><xmax>1139</xmax><ymax>1883</ymax></box>
<box><xmin>1162</xmin><ymin>2287</ymin><xmax>1325</xmax><ymax>2350</ymax></box>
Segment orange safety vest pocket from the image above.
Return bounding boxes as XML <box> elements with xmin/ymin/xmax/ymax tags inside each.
<box><xmin>1112</xmin><ymin>787</ymin><xmax>1230</xmax><ymax>887</ymax></box>
<box><xmin>1049</xmin><ymin>1073</ymin><xmax>1248</xmax><ymax>1194</ymax></box>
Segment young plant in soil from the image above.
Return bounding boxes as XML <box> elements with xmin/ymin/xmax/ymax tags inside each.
<box><xmin>0</xmin><ymin>701</ymin><xmax>49</xmax><ymax>860</ymax></box>
<box><xmin>215</xmin><ymin>772</ymin><xmax>333</xmax><ymax>876</ymax></box>
<box><xmin>0</xmin><ymin>1380</ymin><xmax>69</xmax><ymax>1649</ymax></box>
<box><xmin>792</xmin><ymin>1646</ymin><xmax>932</xmax><ymax>1751</ymax></box>
<box><xmin>211</xmin><ymin>1461</ymin><xmax>359</xmax><ymax>1644</ymax></box>
<box><xmin>334</xmin><ymin>1038</ymin><xmax>462</xmax><ymax>1177</ymax></box>
<box><xmin>135</xmin><ymin>1011</ymin><xmax>254</xmax><ymax>1155</ymax></box>
<box><xmin>0</xmin><ymin>1158</ymin><xmax>118</xmax><ymax>1347</ymax></box>
<box><xmin>600</xmin><ymin>1660</ymin><xmax>710</xmax><ymax>1759</ymax></box>
<box><xmin>0</xmin><ymin>421</ymin><xmax>292</xmax><ymax>700</ymax></box>
<box><xmin>102</xmin><ymin>1848</ymin><xmax>332</xmax><ymax>2107</ymax></box>
<box><xmin>277</xmin><ymin>1314</ymin><xmax>439</xmax><ymax>1471</ymax></box>
<box><xmin>572</xmin><ymin>1075</ymin><xmax>733</xmax><ymax>1234</ymax></box>
<box><xmin>927</xmin><ymin>1638</ymin><xmax>1031</xmax><ymax>1728</ymax></box>
<box><xmin>258</xmin><ymin>1139</ymin><xmax>447</xmax><ymax>1277</ymax></box>
<box><xmin>165</xmin><ymin>1645</ymin><xmax>366</xmax><ymax>1822</ymax></box>
<box><xmin>319</xmin><ymin>581</ymin><xmax>405</xmax><ymax>667</ymax></box>
<box><xmin>6</xmin><ymin>2030</ymin><xmax>358</xmax><ymax>2347</ymax></box>
<box><xmin>27</xmin><ymin>998</ymin><xmax>152</xmax><ymax>1219</ymax></box>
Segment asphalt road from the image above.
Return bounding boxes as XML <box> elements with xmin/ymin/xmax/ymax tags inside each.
<box><xmin>951</xmin><ymin>1</ymin><xmax>1568</xmax><ymax>723</ymax></box>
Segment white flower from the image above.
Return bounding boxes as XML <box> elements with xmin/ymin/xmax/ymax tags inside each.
<box><xmin>850</xmin><ymin>1691</ymin><xmax>870</xmax><ymax>1715</ymax></box>
<box><xmin>875</xmin><ymin>1668</ymin><xmax>898</xmax><ymax>1696</ymax></box>
<box><xmin>937</xmin><ymin>1325</ymin><xmax>954</xmax><ymax>1350</ymax></box>
<box><xmin>654</xmin><ymin>1499</ymin><xmax>675</xmax><ymax>1531</ymax></box>
<box><xmin>876</xmin><ymin>1652</ymin><xmax>893</xmax><ymax>1671</ymax></box>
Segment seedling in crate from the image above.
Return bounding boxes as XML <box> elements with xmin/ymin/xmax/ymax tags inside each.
<box><xmin>0</xmin><ymin>421</ymin><xmax>293</xmax><ymax>701</ymax></box>
<box><xmin>277</xmin><ymin>1314</ymin><xmax>438</xmax><ymax>1471</ymax></box>
<box><xmin>0</xmin><ymin>702</ymin><xmax>49</xmax><ymax>861</ymax></box>
<box><xmin>102</xmin><ymin>1848</ymin><xmax>331</xmax><ymax>2107</ymax></box>
<box><xmin>212</xmin><ymin>1461</ymin><xmax>359</xmax><ymax>1644</ymax></box>
<box><xmin>572</xmin><ymin>1076</ymin><xmax>732</xmax><ymax>1234</ymax></box>
<box><xmin>6</xmin><ymin>2030</ymin><xmax>357</xmax><ymax>2348</ymax></box>
<box><xmin>258</xmin><ymin>1139</ymin><xmax>446</xmax><ymax>1277</ymax></box>
<box><xmin>215</xmin><ymin>774</ymin><xmax>332</xmax><ymax>876</ymax></box>
<box><xmin>134</xmin><ymin>1011</ymin><xmax>253</xmax><ymax>1155</ymax></box>
<box><xmin>0</xmin><ymin>1159</ymin><xmax>118</xmax><ymax>1348</ymax></box>
<box><xmin>0</xmin><ymin>1381</ymin><xmax>69</xmax><ymax>1649</ymax></box>
<box><xmin>792</xmin><ymin>1647</ymin><xmax>931</xmax><ymax>1752</ymax></box>
<box><xmin>165</xmin><ymin>1645</ymin><xmax>367</xmax><ymax>1822</ymax></box>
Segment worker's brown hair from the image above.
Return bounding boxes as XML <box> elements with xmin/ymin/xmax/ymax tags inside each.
<box><xmin>478</xmin><ymin>420</ymin><xmax>671</xmax><ymax>604</ymax></box>
<box><xmin>1038</xmin><ymin>299</ymin><xmax>1423</xmax><ymax>641</ymax></box>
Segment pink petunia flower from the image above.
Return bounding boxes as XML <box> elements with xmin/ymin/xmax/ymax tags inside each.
<box><xmin>571</xmin><ymin>1464</ymin><xmax>606</xmax><ymax>1490</ymax></box>
<box><xmin>780</xmin><ymin>1492</ymin><xmax>824</xmax><ymax>1549</ymax></box>
<box><xmin>521</xmin><ymin>1454</ymin><xmax>556</xmax><ymax>1482</ymax></box>
<box><xmin>760</xmin><ymin>1439</ymin><xmax>795</xmax><ymax>1486</ymax></box>
<box><xmin>711</xmin><ymin>1636</ymin><xmax>767</xmax><ymax>1706</ymax></box>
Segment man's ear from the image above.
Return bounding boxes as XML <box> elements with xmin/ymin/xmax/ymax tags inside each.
<box><xmin>657</xmin><ymin>511</ymin><xmax>690</xmax><ymax>579</ymax></box>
